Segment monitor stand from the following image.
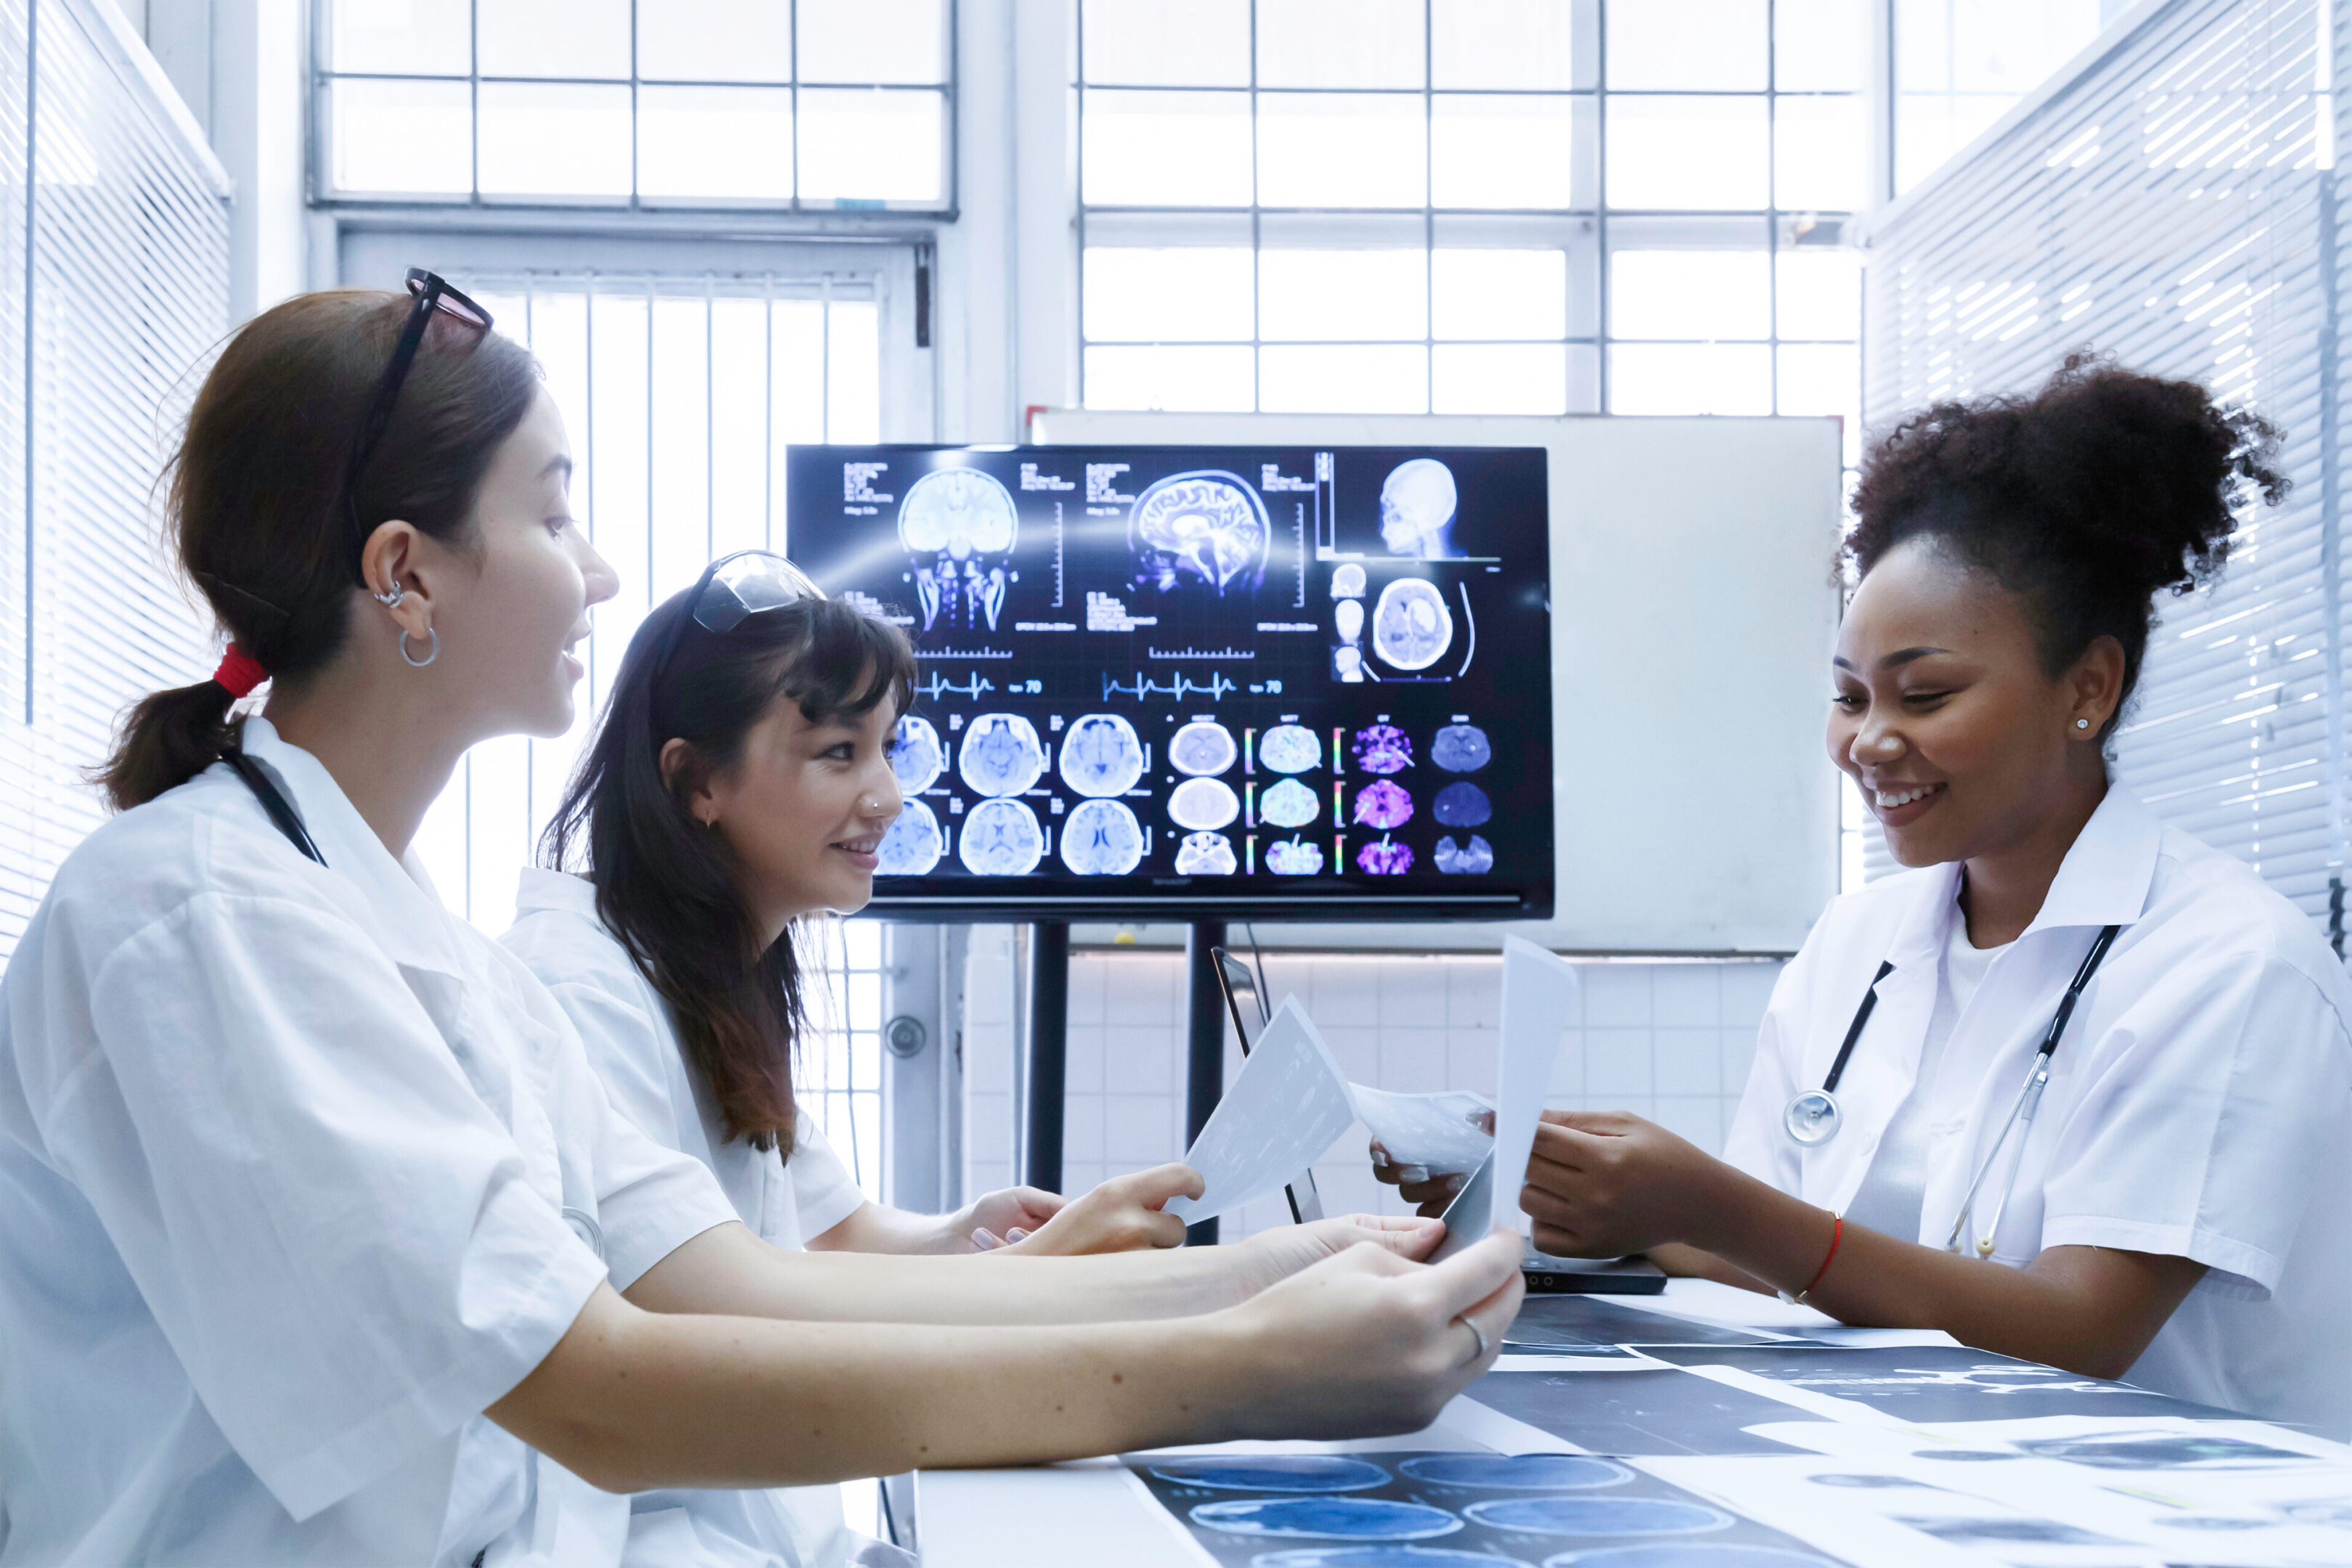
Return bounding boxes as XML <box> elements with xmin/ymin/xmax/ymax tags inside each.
<box><xmin>1023</xmin><ymin>921</ymin><xmax>1069</xmax><ymax>1193</ymax></box>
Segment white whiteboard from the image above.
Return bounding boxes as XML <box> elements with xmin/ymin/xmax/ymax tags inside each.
<box><xmin>1031</xmin><ymin>411</ymin><xmax>1845</xmax><ymax>955</ymax></box>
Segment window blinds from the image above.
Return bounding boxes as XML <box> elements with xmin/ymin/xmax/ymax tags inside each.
<box><xmin>1858</xmin><ymin>0</ymin><xmax>2346</xmax><ymax>945</ymax></box>
<box><xmin>0</xmin><ymin>0</ymin><xmax>229</xmax><ymax>957</ymax></box>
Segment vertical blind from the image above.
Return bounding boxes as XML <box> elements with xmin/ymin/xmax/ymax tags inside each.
<box><xmin>0</xmin><ymin>0</ymin><xmax>229</xmax><ymax>957</ymax></box>
<box><xmin>1860</xmin><ymin>0</ymin><xmax>2346</xmax><ymax>944</ymax></box>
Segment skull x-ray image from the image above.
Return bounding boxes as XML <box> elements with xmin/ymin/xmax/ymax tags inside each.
<box><xmin>1379</xmin><ymin>457</ymin><xmax>1460</xmax><ymax>558</ymax></box>
<box><xmin>1259</xmin><ymin>777</ymin><xmax>1320</xmax><ymax>829</ymax></box>
<box><xmin>1373</xmin><ymin>578</ymin><xmax>1455</xmax><ymax>671</ymax></box>
<box><xmin>1331</xmin><ymin>562</ymin><xmax>1367</xmax><ymax>599</ymax></box>
<box><xmin>1058</xmin><ymin>713</ymin><xmax>1145</xmax><ymax>797</ymax></box>
<box><xmin>1060</xmin><ymin>799</ymin><xmax>1145</xmax><ymax>875</ymax></box>
<box><xmin>1174</xmin><ymin>830</ymin><xmax>1237</xmax><ymax>875</ymax></box>
<box><xmin>957</xmin><ymin>713</ymin><xmax>1047</xmax><ymax>797</ymax></box>
<box><xmin>899</xmin><ymin>468</ymin><xmax>1018</xmax><ymax>632</ymax></box>
<box><xmin>1168</xmin><ymin>776</ymin><xmax>1240</xmax><ymax>831</ymax></box>
<box><xmin>889</xmin><ymin>714</ymin><xmax>946</xmax><ymax>795</ymax></box>
<box><xmin>1130</xmin><ymin>471</ymin><xmax>1270</xmax><ymax>595</ymax></box>
<box><xmin>1257</xmin><ymin>724</ymin><xmax>1322</xmax><ymax>774</ymax></box>
<box><xmin>957</xmin><ymin>798</ymin><xmax>1043</xmax><ymax>875</ymax></box>
<box><xmin>1169</xmin><ymin>719</ymin><xmax>1238</xmax><ymax>777</ymax></box>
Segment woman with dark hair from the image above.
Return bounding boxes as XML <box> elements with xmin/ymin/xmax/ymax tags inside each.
<box><xmin>1386</xmin><ymin>357</ymin><xmax>2352</xmax><ymax>1435</ymax></box>
<box><xmin>0</xmin><ymin>281</ymin><xmax>1521</xmax><ymax>1566</ymax></box>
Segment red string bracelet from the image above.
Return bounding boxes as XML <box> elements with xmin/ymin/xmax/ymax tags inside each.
<box><xmin>1781</xmin><ymin>1212</ymin><xmax>1843</xmax><ymax>1307</ymax></box>
<box><xmin>211</xmin><ymin>644</ymin><xmax>268</xmax><ymax>699</ymax></box>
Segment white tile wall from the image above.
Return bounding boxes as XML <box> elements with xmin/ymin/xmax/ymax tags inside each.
<box><xmin>960</xmin><ymin>935</ymin><xmax>1785</xmax><ymax>1241</ymax></box>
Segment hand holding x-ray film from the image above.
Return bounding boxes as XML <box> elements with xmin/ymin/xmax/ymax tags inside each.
<box><xmin>1164</xmin><ymin>997</ymin><xmax>1357</xmax><ymax>1225</ymax></box>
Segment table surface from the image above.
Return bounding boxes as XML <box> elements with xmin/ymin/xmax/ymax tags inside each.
<box><xmin>910</xmin><ymin>1280</ymin><xmax>2346</xmax><ymax>1568</ymax></box>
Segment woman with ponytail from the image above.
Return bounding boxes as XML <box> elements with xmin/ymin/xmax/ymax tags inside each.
<box><xmin>0</xmin><ymin>279</ymin><xmax>1522</xmax><ymax>1567</ymax></box>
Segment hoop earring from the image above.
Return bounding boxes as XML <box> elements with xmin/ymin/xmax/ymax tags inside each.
<box><xmin>372</xmin><ymin>579</ymin><xmax>404</xmax><ymax>608</ymax></box>
<box><xmin>399</xmin><ymin>626</ymin><xmax>438</xmax><ymax>668</ymax></box>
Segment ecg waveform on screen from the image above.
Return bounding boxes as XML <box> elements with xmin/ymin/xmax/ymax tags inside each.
<box><xmin>915</xmin><ymin>671</ymin><xmax>997</xmax><ymax>702</ymax></box>
<box><xmin>1101</xmin><ymin>671</ymin><xmax>1241</xmax><ymax>703</ymax></box>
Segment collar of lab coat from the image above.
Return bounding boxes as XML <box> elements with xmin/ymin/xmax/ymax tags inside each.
<box><xmin>513</xmin><ymin>864</ymin><xmax>597</xmax><ymax>920</ymax></box>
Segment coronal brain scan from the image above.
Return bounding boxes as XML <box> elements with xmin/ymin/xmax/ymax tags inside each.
<box><xmin>957</xmin><ymin>798</ymin><xmax>1043</xmax><ymax>875</ymax></box>
<box><xmin>788</xmin><ymin>444</ymin><xmax>1551</xmax><ymax>918</ymax></box>
<box><xmin>1374</xmin><ymin>578</ymin><xmax>1455</xmax><ymax>671</ymax></box>
<box><xmin>1061</xmin><ymin>799</ymin><xmax>1146</xmax><ymax>875</ymax></box>
<box><xmin>1131</xmin><ymin>471</ymin><xmax>1270</xmax><ymax>595</ymax></box>
<box><xmin>1058</xmin><ymin>713</ymin><xmax>1145</xmax><ymax>797</ymax></box>
<box><xmin>1169</xmin><ymin>719</ymin><xmax>1238</xmax><ymax>777</ymax></box>
<box><xmin>958</xmin><ymin>713</ymin><xmax>1047</xmax><ymax>797</ymax></box>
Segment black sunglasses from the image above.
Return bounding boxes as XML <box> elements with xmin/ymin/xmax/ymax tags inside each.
<box><xmin>340</xmin><ymin>267</ymin><xmax>494</xmax><ymax>584</ymax></box>
<box><xmin>650</xmin><ymin>550</ymin><xmax>827</xmax><ymax>687</ymax></box>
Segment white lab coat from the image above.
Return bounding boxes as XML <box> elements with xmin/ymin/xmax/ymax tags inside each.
<box><xmin>1723</xmin><ymin>785</ymin><xmax>2352</xmax><ymax>1436</ymax></box>
<box><xmin>0</xmin><ymin>719</ymin><xmax>739</xmax><ymax>1566</ymax></box>
<box><xmin>500</xmin><ymin>869</ymin><xmax>887</xmax><ymax>1568</ymax></box>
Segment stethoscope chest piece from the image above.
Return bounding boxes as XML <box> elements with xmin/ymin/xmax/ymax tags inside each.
<box><xmin>1783</xmin><ymin>1088</ymin><xmax>1842</xmax><ymax>1146</ymax></box>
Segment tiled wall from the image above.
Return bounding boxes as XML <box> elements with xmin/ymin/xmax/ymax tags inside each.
<box><xmin>960</xmin><ymin>931</ymin><xmax>1785</xmax><ymax>1239</ymax></box>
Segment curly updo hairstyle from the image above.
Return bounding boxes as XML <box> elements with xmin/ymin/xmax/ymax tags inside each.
<box><xmin>1845</xmin><ymin>354</ymin><xmax>2287</xmax><ymax>742</ymax></box>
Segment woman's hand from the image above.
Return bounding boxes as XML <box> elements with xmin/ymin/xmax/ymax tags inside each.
<box><xmin>999</xmin><ymin>1164</ymin><xmax>1200</xmax><ymax>1255</ymax></box>
<box><xmin>957</xmin><ymin>1184</ymin><xmax>1068</xmax><ymax>1251</ymax></box>
<box><xmin>1369</xmin><ymin>1108</ymin><xmax>1495</xmax><ymax>1217</ymax></box>
<box><xmin>1224</xmin><ymin>1212</ymin><xmax>1447</xmax><ymax>1303</ymax></box>
<box><xmin>1518</xmin><ymin>1109</ymin><xmax>1731</xmax><ymax>1258</ymax></box>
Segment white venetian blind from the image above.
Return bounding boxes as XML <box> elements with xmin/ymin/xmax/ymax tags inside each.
<box><xmin>0</xmin><ymin>0</ymin><xmax>230</xmax><ymax>957</ymax></box>
<box><xmin>1860</xmin><ymin>0</ymin><xmax>2345</xmax><ymax>943</ymax></box>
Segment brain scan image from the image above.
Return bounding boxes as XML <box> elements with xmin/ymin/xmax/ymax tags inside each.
<box><xmin>899</xmin><ymin>468</ymin><xmax>1019</xmax><ymax>633</ymax></box>
<box><xmin>1357</xmin><ymin>838</ymin><xmax>1413</xmax><ymax>875</ymax></box>
<box><xmin>1175</xmin><ymin>831</ymin><xmax>1238</xmax><ymax>875</ymax></box>
<box><xmin>1373</xmin><ymin>578</ymin><xmax>1455</xmax><ymax>671</ymax></box>
<box><xmin>1379</xmin><ymin>457</ymin><xmax>1461</xmax><ymax>558</ymax></box>
<box><xmin>875</xmin><ymin>799</ymin><xmax>943</xmax><ymax>876</ymax></box>
<box><xmin>1352</xmin><ymin>780</ymin><xmax>1413</xmax><ymax>831</ymax></box>
<box><xmin>957</xmin><ymin>798</ymin><xmax>1043</xmax><ymax>875</ymax></box>
<box><xmin>957</xmin><ymin>713</ymin><xmax>1047</xmax><ymax>797</ymax></box>
<box><xmin>1334</xmin><ymin>599</ymin><xmax>1364</xmax><ymax>645</ymax></box>
<box><xmin>1266</xmin><ymin>837</ymin><xmax>1326</xmax><ymax>875</ymax></box>
<box><xmin>1334</xmin><ymin>645</ymin><xmax>1365</xmax><ymax>682</ymax></box>
<box><xmin>1353</xmin><ymin>722</ymin><xmax>1413</xmax><ymax>775</ymax></box>
<box><xmin>1330</xmin><ymin>562</ymin><xmax>1367</xmax><ymax>600</ymax></box>
<box><xmin>889</xmin><ymin>714</ymin><xmax>945</xmax><ymax>794</ymax></box>
<box><xmin>1060</xmin><ymin>799</ymin><xmax>1146</xmax><ymax>875</ymax></box>
<box><xmin>1058</xmin><ymin>713</ymin><xmax>1145</xmax><ymax>797</ymax></box>
<box><xmin>1169</xmin><ymin>776</ymin><xmax>1241</xmax><ymax>832</ymax></box>
<box><xmin>1259</xmin><ymin>777</ymin><xmax>1320</xmax><ymax>829</ymax></box>
<box><xmin>1169</xmin><ymin>719</ymin><xmax>1238</xmax><ymax>777</ymax></box>
<box><xmin>1433</xmin><ymin>781</ymin><xmax>1492</xmax><ymax>828</ymax></box>
<box><xmin>1435</xmin><ymin>833</ymin><xmax>1493</xmax><ymax>874</ymax></box>
<box><xmin>1130</xmin><ymin>471</ymin><xmax>1270</xmax><ymax>595</ymax></box>
<box><xmin>1431</xmin><ymin>722</ymin><xmax>1492</xmax><ymax>772</ymax></box>
<box><xmin>1259</xmin><ymin>724</ymin><xmax>1323</xmax><ymax>774</ymax></box>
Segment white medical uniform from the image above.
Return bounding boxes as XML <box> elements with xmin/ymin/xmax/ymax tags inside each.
<box><xmin>1724</xmin><ymin>785</ymin><xmax>2352</xmax><ymax>1436</ymax></box>
<box><xmin>501</xmin><ymin>869</ymin><xmax>888</xmax><ymax>1568</ymax></box>
<box><xmin>0</xmin><ymin>719</ymin><xmax>739</xmax><ymax>1566</ymax></box>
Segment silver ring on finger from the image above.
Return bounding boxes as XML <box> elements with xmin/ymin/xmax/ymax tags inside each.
<box><xmin>1457</xmin><ymin>1316</ymin><xmax>1490</xmax><ymax>1368</ymax></box>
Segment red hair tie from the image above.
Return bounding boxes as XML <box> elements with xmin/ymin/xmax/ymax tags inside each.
<box><xmin>211</xmin><ymin>644</ymin><xmax>268</xmax><ymax>699</ymax></box>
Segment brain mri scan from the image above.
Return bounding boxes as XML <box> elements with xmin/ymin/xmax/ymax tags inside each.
<box><xmin>1258</xmin><ymin>724</ymin><xmax>1322</xmax><ymax>773</ymax></box>
<box><xmin>1259</xmin><ymin>777</ymin><xmax>1320</xmax><ymax>829</ymax></box>
<box><xmin>1169</xmin><ymin>719</ymin><xmax>1238</xmax><ymax>777</ymax></box>
<box><xmin>1379</xmin><ymin>457</ymin><xmax>1460</xmax><ymax>558</ymax></box>
<box><xmin>957</xmin><ymin>713</ymin><xmax>1047</xmax><ymax>797</ymax></box>
<box><xmin>1130</xmin><ymin>471</ymin><xmax>1270</xmax><ymax>595</ymax></box>
<box><xmin>899</xmin><ymin>468</ymin><xmax>1019</xmax><ymax>633</ymax></box>
<box><xmin>957</xmin><ymin>798</ymin><xmax>1044</xmax><ymax>875</ymax></box>
<box><xmin>1357</xmin><ymin>838</ymin><xmax>1414</xmax><ymax>875</ymax></box>
<box><xmin>1265</xmin><ymin>837</ymin><xmax>1326</xmax><ymax>875</ymax></box>
<box><xmin>1334</xmin><ymin>600</ymin><xmax>1364</xmax><ymax>645</ymax></box>
<box><xmin>875</xmin><ymin>799</ymin><xmax>944</xmax><ymax>876</ymax></box>
<box><xmin>1058</xmin><ymin>713</ymin><xmax>1146</xmax><ymax>797</ymax></box>
<box><xmin>1169</xmin><ymin>776</ymin><xmax>1241</xmax><ymax>831</ymax></box>
<box><xmin>1433</xmin><ymin>781</ymin><xmax>1493</xmax><ymax>828</ymax></box>
<box><xmin>1434</xmin><ymin>833</ymin><xmax>1493</xmax><ymax>874</ymax></box>
<box><xmin>1175</xmin><ymin>830</ymin><xmax>1238</xmax><ymax>875</ymax></box>
<box><xmin>1060</xmin><ymin>799</ymin><xmax>1146</xmax><ymax>875</ymax></box>
<box><xmin>1373</xmin><ymin>578</ymin><xmax>1455</xmax><ymax>671</ymax></box>
<box><xmin>1352</xmin><ymin>780</ymin><xmax>1413</xmax><ymax>831</ymax></box>
<box><xmin>890</xmin><ymin>714</ymin><xmax>945</xmax><ymax>794</ymax></box>
<box><xmin>1431</xmin><ymin>722</ymin><xmax>1491</xmax><ymax>773</ymax></box>
<box><xmin>1352</xmin><ymin>722</ymin><xmax>1412</xmax><ymax>775</ymax></box>
<box><xmin>1331</xmin><ymin>562</ymin><xmax>1367</xmax><ymax>599</ymax></box>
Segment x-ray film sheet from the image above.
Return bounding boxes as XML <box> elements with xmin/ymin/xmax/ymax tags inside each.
<box><xmin>1352</xmin><ymin>1085</ymin><xmax>1493</xmax><ymax>1174</ymax></box>
<box><xmin>1164</xmin><ymin>996</ymin><xmax>1356</xmax><ymax>1225</ymax></box>
<box><xmin>1493</xmin><ymin>936</ymin><xmax>1577</xmax><ymax>1236</ymax></box>
<box><xmin>1639</xmin><ymin>1345</ymin><xmax>2239</xmax><ymax>1425</ymax></box>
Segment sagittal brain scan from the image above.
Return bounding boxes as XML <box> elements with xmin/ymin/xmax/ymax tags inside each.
<box><xmin>788</xmin><ymin>444</ymin><xmax>1551</xmax><ymax>919</ymax></box>
<box><xmin>1058</xmin><ymin>712</ymin><xmax>1145</xmax><ymax>797</ymax></box>
<box><xmin>958</xmin><ymin>713</ymin><xmax>1046</xmax><ymax>797</ymax></box>
<box><xmin>1061</xmin><ymin>799</ymin><xmax>1146</xmax><ymax>875</ymax></box>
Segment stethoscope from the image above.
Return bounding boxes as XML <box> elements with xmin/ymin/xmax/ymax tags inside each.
<box><xmin>1782</xmin><ymin>922</ymin><xmax>2123</xmax><ymax>1259</ymax></box>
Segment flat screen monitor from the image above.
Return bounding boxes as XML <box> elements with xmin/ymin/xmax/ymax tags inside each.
<box><xmin>784</xmin><ymin>444</ymin><xmax>1553</xmax><ymax>922</ymax></box>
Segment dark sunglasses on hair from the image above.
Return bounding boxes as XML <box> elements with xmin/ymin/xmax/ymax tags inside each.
<box><xmin>652</xmin><ymin>550</ymin><xmax>828</xmax><ymax>682</ymax></box>
<box><xmin>340</xmin><ymin>267</ymin><xmax>494</xmax><ymax>584</ymax></box>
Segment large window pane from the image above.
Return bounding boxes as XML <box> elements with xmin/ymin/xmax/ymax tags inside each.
<box><xmin>799</xmin><ymin>0</ymin><xmax>948</xmax><ymax>85</ymax></box>
<box><xmin>1260</xmin><ymin>249</ymin><xmax>1428</xmax><ymax>340</ymax></box>
<box><xmin>1612</xmin><ymin>250</ymin><xmax>1770</xmax><ymax>340</ymax></box>
<box><xmin>1434</xmin><ymin>249</ymin><xmax>1567</xmax><ymax>340</ymax></box>
<box><xmin>1434</xmin><ymin>343</ymin><xmax>1568</xmax><ymax>414</ymax></box>
<box><xmin>1085</xmin><ymin>248</ymin><xmax>1256</xmax><ymax>341</ymax></box>
<box><xmin>1084</xmin><ymin>91</ymin><xmax>1253</xmax><ymax>206</ymax></box>
<box><xmin>1258</xmin><ymin>94</ymin><xmax>1426</xmax><ymax>208</ymax></box>
<box><xmin>1894</xmin><ymin>0</ymin><xmax>2103</xmax><ymax>194</ymax></box>
<box><xmin>332</xmin><ymin>78</ymin><xmax>471</xmax><ymax>196</ymax></box>
<box><xmin>477</xmin><ymin>0</ymin><xmax>629</xmax><ymax>80</ymax></box>
<box><xmin>1609</xmin><ymin>342</ymin><xmax>1773</xmax><ymax>414</ymax></box>
<box><xmin>1606</xmin><ymin>96</ymin><xmax>1769</xmax><ymax>208</ymax></box>
<box><xmin>1777</xmin><ymin>343</ymin><xmax>1862</xmax><ymax>461</ymax></box>
<box><xmin>1606</xmin><ymin>0</ymin><xmax>1767</xmax><ymax>91</ymax></box>
<box><xmin>798</xmin><ymin>90</ymin><xmax>944</xmax><ymax>203</ymax></box>
<box><xmin>1776</xmin><ymin>248</ymin><xmax>1862</xmax><ymax>339</ymax></box>
<box><xmin>1774</xmin><ymin>95</ymin><xmax>1865</xmax><ymax>211</ymax></box>
<box><xmin>1432</xmin><ymin>0</ymin><xmax>1575</xmax><ymax>90</ymax></box>
<box><xmin>1259</xmin><ymin>345</ymin><xmax>1429</xmax><ymax>412</ymax></box>
<box><xmin>330</xmin><ymin>0</ymin><xmax>469</xmax><ymax>75</ymax></box>
<box><xmin>638</xmin><ymin>88</ymin><xmax>794</xmax><ymax>201</ymax></box>
<box><xmin>478</xmin><ymin>84</ymin><xmax>633</xmax><ymax>198</ymax></box>
<box><xmin>1775</xmin><ymin>0</ymin><xmax>1866</xmax><ymax>91</ymax></box>
<box><xmin>1432</xmin><ymin>96</ymin><xmax>1576</xmax><ymax>209</ymax></box>
<box><xmin>1082</xmin><ymin>0</ymin><xmax>1251</xmax><ymax>86</ymax></box>
<box><xmin>638</xmin><ymin>0</ymin><xmax>794</xmax><ymax>82</ymax></box>
<box><xmin>1085</xmin><ymin>346</ymin><xmax>1257</xmax><ymax>411</ymax></box>
<box><xmin>1257</xmin><ymin>0</ymin><xmax>1424</xmax><ymax>89</ymax></box>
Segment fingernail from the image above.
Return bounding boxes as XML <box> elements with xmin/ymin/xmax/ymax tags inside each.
<box><xmin>1371</xmin><ymin>1148</ymin><xmax>1391</xmax><ymax>1169</ymax></box>
<box><xmin>1005</xmin><ymin>1227</ymin><xmax>1029</xmax><ymax>1244</ymax></box>
<box><xmin>971</xmin><ymin>1228</ymin><xmax>1003</xmax><ymax>1251</ymax></box>
<box><xmin>1398</xmin><ymin>1165</ymin><xmax>1430</xmax><ymax>1185</ymax></box>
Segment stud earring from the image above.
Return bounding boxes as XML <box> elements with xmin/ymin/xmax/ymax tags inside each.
<box><xmin>372</xmin><ymin>579</ymin><xmax>404</xmax><ymax>608</ymax></box>
<box><xmin>2075</xmin><ymin>718</ymin><xmax>2092</xmax><ymax>730</ymax></box>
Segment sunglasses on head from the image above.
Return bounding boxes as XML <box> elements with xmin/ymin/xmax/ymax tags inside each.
<box><xmin>339</xmin><ymin>267</ymin><xmax>494</xmax><ymax>585</ymax></box>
